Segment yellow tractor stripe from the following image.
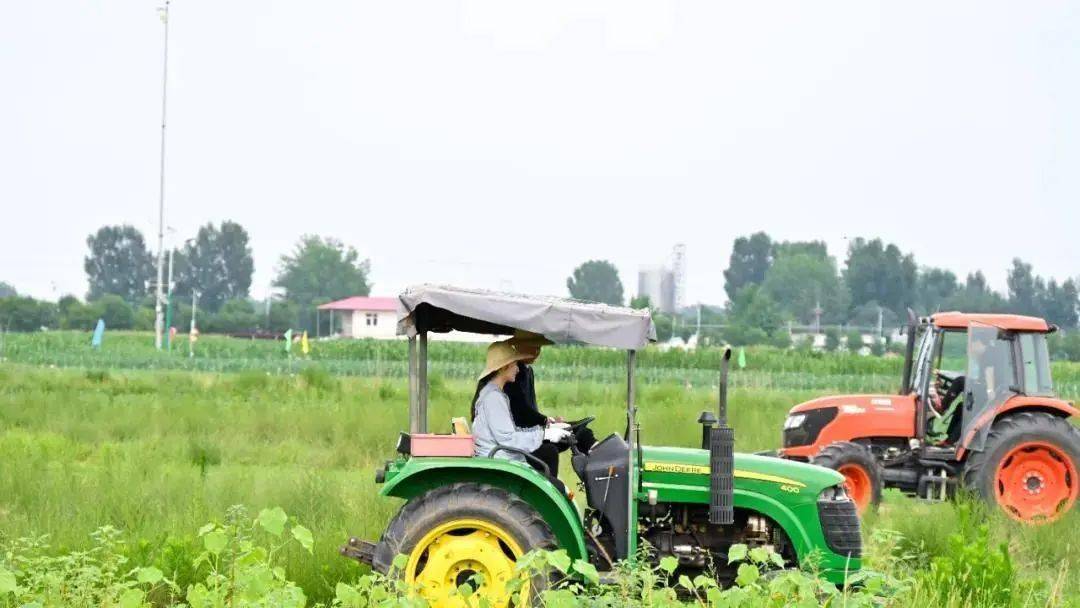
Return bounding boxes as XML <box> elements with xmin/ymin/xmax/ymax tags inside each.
<box><xmin>642</xmin><ymin>462</ymin><xmax>806</xmax><ymax>488</ymax></box>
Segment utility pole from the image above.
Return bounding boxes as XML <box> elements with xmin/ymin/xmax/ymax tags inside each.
<box><xmin>165</xmin><ymin>244</ymin><xmax>175</xmax><ymax>350</ymax></box>
<box><xmin>153</xmin><ymin>1</ymin><xmax>171</xmax><ymax>350</ymax></box>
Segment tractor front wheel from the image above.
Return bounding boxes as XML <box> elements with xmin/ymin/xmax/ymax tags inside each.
<box><xmin>962</xmin><ymin>412</ymin><xmax>1080</xmax><ymax>523</ymax></box>
<box><xmin>812</xmin><ymin>441</ymin><xmax>882</xmax><ymax>514</ymax></box>
<box><xmin>372</xmin><ymin>482</ymin><xmax>557</xmax><ymax>608</ymax></box>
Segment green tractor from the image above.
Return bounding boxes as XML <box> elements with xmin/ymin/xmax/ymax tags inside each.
<box><xmin>342</xmin><ymin>285</ymin><xmax>861</xmax><ymax>607</ymax></box>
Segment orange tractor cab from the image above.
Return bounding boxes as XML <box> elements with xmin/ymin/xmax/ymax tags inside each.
<box><xmin>778</xmin><ymin>311</ymin><xmax>1080</xmax><ymax>523</ymax></box>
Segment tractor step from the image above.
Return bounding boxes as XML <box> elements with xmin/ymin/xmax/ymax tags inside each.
<box><xmin>339</xmin><ymin>537</ymin><xmax>376</xmax><ymax>566</ymax></box>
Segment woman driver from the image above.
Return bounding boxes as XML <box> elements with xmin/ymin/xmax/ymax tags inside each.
<box><xmin>471</xmin><ymin>341</ymin><xmax>571</xmax><ymax>475</ymax></box>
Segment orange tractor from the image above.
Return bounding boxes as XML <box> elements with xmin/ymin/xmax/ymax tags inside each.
<box><xmin>778</xmin><ymin>312</ymin><xmax>1080</xmax><ymax>523</ymax></box>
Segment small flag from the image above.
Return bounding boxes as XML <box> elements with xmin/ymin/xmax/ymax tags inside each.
<box><xmin>301</xmin><ymin>331</ymin><xmax>310</xmax><ymax>355</ymax></box>
<box><xmin>91</xmin><ymin>319</ymin><xmax>105</xmax><ymax>349</ymax></box>
<box><xmin>737</xmin><ymin>347</ymin><xmax>746</xmax><ymax>369</ymax></box>
<box><xmin>284</xmin><ymin>328</ymin><xmax>293</xmax><ymax>353</ymax></box>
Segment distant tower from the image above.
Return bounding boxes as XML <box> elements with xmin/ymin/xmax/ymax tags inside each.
<box><xmin>670</xmin><ymin>243</ymin><xmax>686</xmax><ymax>311</ymax></box>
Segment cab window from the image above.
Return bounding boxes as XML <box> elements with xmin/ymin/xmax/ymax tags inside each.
<box><xmin>936</xmin><ymin>330</ymin><xmax>967</xmax><ymax>373</ymax></box>
<box><xmin>1018</xmin><ymin>333</ymin><xmax>1053</xmax><ymax>396</ymax></box>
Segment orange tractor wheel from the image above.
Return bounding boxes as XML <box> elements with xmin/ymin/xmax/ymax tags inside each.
<box><xmin>963</xmin><ymin>412</ymin><xmax>1080</xmax><ymax>523</ymax></box>
<box><xmin>812</xmin><ymin>441</ymin><xmax>882</xmax><ymax>514</ymax></box>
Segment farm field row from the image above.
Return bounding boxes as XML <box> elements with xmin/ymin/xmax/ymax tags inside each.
<box><xmin>4</xmin><ymin>330</ymin><xmax>1079</xmax><ymax>398</ymax></box>
<box><xmin>0</xmin><ymin>362</ymin><xmax>1077</xmax><ymax>606</ymax></box>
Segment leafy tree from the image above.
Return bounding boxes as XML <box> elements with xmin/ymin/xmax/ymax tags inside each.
<box><xmin>173</xmin><ymin>221</ymin><xmax>254</xmax><ymax>313</ymax></box>
<box><xmin>629</xmin><ymin>294</ymin><xmax>652</xmax><ymax>310</ymax></box>
<box><xmin>95</xmin><ymin>295</ymin><xmax>135</xmax><ymax>330</ymax></box>
<box><xmin>0</xmin><ymin>296</ymin><xmax>58</xmax><ymax>331</ymax></box>
<box><xmin>723</xmin><ymin>232</ymin><xmax>773</xmax><ymax>302</ymax></box>
<box><xmin>824</xmin><ymin>327</ymin><xmax>841</xmax><ymax>352</ymax></box>
<box><xmin>274</xmin><ymin>236</ymin><xmax>371</xmax><ymax>308</ymax></box>
<box><xmin>0</xmin><ymin>282</ymin><xmax>16</xmax><ymax>298</ymax></box>
<box><xmin>58</xmin><ymin>295</ymin><xmax>97</xmax><ymax>330</ymax></box>
<box><xmin>761</xmin><ymin>251</ymin><xmax>849</xmax><ymax>325</ymax></box>
<box><xmin>264</xmin><ymin>299</ymin><xmax>299</xmax><ymax>333</ymax></box>
<box><xmin>843</xmin><ymin>238</ymin><xmax>917</xmax><ymax>315</ymax></box>
<box><xmin>566</xmin><ymin>260</ymin><xmax>623</xmax><ymax>306</ymax></box>
<box><xmin>916</xmin><ymin>267</ymin><xmax>959</xmax><ymax>313</ymax></box>
<box><xmin>773</xmin><ymin>240</ymin><xmax>828</xmax><ymax>260</ymax></box>
<box><xmin>944</xmin><ymin>271</ymin><xmax>1008</xmax><ymax>313</ymax></box>
<box><xmin>725</xmin><ymin>285</ymin><xmax>784</xmax><ymax>345</ymax></box>
<box><xmin>845</xmin><ymin>329</ymin><xmax>864</xmax><ymax>352</ymax></box>
<box><xmin>202</xmin><ymin>299</ymin><xmax>259</xmax><ymax>333</ymax></box>
<box><xmin>84</xmin><ymin>225</ymin><xmax>155</xmax><ymax>302</ymax></box>
<box><xmin>1006</xmin><ymin>258</ymin><xmax>1040</xmax><ymax>316</ymax></box>
<box><xmin>849</xmin><ymin>301</ymin><xmax>899</xmax><ymax>330</ymax></box>
<box><xmin>1039</xmin><ymin>279</ymin><xmax>1078</xmax><ymax>329</ymax></box>
<box><xmin>870</xmin><ymin>339</ymin><xmax>886</xmax><ymax>357</ymax></box>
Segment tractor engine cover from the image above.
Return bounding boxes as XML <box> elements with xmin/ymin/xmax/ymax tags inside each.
<box><xmin>578</xmin><ymin>433</ymin><xmax>631</xmax><ymax>559</ymax></box>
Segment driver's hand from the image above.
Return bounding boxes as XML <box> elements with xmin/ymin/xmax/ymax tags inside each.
<box><xmin>543</xmin><ymin>426</ymin><xmax>572</xmax><ymax>443</ymax></box>
<box><xmin>928</xmin><ymin>386</ymin><xmax>944</xmax><ymax>412</ymax></box>
<box><xmin>548</xmin><ymin>416</ymin><xmax>566</xmax><ymax>424</ymax></box>
<box><xmin>548</xmin><ymin>422</ymin><xmax>570</xmax><ymax>430</ymax></box>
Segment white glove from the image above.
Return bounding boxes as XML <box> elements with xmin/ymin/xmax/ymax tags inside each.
<box><xmin>549</xmin><ymin>422</ymin><xmax>571</xmax><ymax>430</ymax></box>
<box><xmin>544</xmin><ymin>425</ymin><xmax>572</xmax><ymax>443</ymax></box>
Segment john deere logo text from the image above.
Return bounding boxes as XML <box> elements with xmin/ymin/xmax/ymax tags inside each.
<box><xmin>643</xmin><ymin>462</ymin><xmax>711</xmax><ymax>475</ymax></box>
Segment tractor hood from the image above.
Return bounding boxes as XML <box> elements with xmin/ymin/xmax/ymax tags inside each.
<box><xmin>640</xmin><ymin>445</ymin><xmax>844</xmax><ymax>493</ymax></box>
<box><xmin>789</xmin><ymin>393</ymin><xmax>901</xmax><ymax>415</ymax></box>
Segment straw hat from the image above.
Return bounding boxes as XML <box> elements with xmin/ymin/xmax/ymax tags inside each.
<box><xmin>507</xmin><ymin>330</ymin><xmax>554</xmax><ymax>356</ymax></box>
<box><xmin>479</xmin><ymin>341</ymin><xmax>531</xmax><ymax>380</ymax></box>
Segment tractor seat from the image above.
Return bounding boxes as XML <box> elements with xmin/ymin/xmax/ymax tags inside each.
<box><xmin>451</xmin><ymin>417</ymin><xmax>471</xmax><ymax>436</ymax></box>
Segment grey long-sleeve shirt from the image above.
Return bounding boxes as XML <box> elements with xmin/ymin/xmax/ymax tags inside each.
<box><xmin>472</xmin><ymin>381</ymin><xmax>544</xmax><ymax>462</ymax></box>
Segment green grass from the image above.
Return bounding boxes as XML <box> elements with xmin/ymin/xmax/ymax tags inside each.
<box><xmin>2</xmin><ymin>362</ymin><xmax>1079</xmax><ymax>606</ymax></box>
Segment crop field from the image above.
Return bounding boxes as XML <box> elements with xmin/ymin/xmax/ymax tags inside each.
<box><xmin>1</xmin><ymin>333</ymin><xmax>1079</xmax><ymax>606</ymax></box>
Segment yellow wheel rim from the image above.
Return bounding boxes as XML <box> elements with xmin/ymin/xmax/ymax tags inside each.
<box><xmin>405</xmin><ymin>518</ymin><xmax>526</xmax><ymax>608</ymax></box>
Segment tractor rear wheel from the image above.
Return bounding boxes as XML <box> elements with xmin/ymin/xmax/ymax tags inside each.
<box><xmin>962</xmin><ymin>412</ymin><xmax>1080</xmax><ymax>523</ymax></box>
<box><xmin>812</xmin><ymin>441</ymin><xmax>882</xmax><ymax>514</ymax></box>
<box><xmin>372</xmin><ymin>482</ymin><xmax>557</xmax><ymax>608</ymax></box>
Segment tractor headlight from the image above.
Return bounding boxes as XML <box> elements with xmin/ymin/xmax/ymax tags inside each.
<box><xmin>818</xmin><ymin>484</ymin><xmax>851</xmax><ymax>502</ymax></box>
<box><xmin>783</xmin><ymin>414</ymin><xmax>806</xmax><ymax>430</ymax></box>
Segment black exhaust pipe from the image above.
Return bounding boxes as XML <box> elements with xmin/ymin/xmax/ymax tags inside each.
<box><xmin>710</xmin><ymin>348</ymin><xmax>734</xmax><ymax>525</ymax></box>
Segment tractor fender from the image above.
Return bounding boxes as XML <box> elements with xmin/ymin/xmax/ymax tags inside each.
<box><xmin>734</xmin><ymin>488</ymin><xmax>816</xmax><ymax>565</ymax></box>
<box><xmin>379</xmin><ymin>457</ymin><xmax>588</xmax><ymax>561</ymax></box>
<box><xmin>957</xmin><ymin>396</ymin><xmax>1079</xmax><ymax>459</ymax></box>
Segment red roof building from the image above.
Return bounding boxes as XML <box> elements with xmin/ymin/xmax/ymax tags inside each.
<box><xmin>317</xmin><ymin>296</ymin><xmax>398</xmax><ymax>338</ymax></box>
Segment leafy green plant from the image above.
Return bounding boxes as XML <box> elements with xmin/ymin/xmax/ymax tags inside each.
<box><xmin>0</xmin><ymin>526</ymin><xmax>177</xmax><ymax>607</ymax></box>
<box><xmin>916</xmin><ymin>504</ymin><xmax>1027</xmax><ymax>607</ymax></box>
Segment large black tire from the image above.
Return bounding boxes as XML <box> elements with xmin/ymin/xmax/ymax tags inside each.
<box><xmin>961</xmin><ymin>412</ymin><xmax>1080</xmax><ymax>522</ymax></box>
<box><xmin>812</xmin><ymin>441</ymin><xmax>883</xmax><ymax>513</ymax></box>
<box><xmin>373</xmin><ymin>482</ymin><xmax>557</xmax><ymax>605</ymax></box>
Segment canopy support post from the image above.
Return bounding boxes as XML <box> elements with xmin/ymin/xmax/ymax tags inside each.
<box><xmin>408</xmin><ymin>335</ymin><xmax>420</xmax><ymax>434</ymax></box>
<box><xmin>625</xmin><ymin>349</ymin><xmax>637</xmax><ymax>559</ymax></box>
<box><xmin>418</xmin><ymin>331</ymin><xmax>429</xmax><ymax>433</ymax></box>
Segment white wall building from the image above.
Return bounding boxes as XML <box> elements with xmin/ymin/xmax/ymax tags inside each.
<box><xmin>315</xmin><ymin>296</ymin><xmax>502</xmax><ymax>342</ymax></box>
<box><xmin>317</xmin><ymin>296</ymin><xmax>398</xmax><ymax>338</ymax></box>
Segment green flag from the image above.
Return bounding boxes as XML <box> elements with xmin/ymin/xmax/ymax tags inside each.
<box><xmin>284</xmin><ymin>328</ymin><xmax>293</xmax><ymax>353</ymax></box>
<box><xmin>737</xmin><ymin>347</ymin><xmax>746</xmax><ymax>369</ymax></box>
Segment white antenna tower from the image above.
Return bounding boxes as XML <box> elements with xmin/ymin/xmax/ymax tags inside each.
<box><xmin>671</xmin><ymin>243</ymin><xmax>686</xmax><ymax>311</ymax></box>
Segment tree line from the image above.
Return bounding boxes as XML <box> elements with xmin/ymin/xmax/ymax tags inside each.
<box><xmin>0</xmin><ymin>223</ymin><xmax>371</xmax><ymax>335</ymax></box>
<box><xmin>563</xmin><ymin>233</ymin><xmax>1079</xmax><ymax>359</ymax></box>
<box><xmin>2</xmin><ymin>226</ymin><xmax>1078</xmax><ymax>360</ymax></box>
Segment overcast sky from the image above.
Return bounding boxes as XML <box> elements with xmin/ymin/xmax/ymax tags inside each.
<box><xmin>2</xmin><ymin>1</ymin><xmax>1077</xmax><ymax>305</ymax></box>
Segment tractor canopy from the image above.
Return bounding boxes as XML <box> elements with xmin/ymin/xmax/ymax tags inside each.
<box><xmin>396</xmin><ymin>284</ymin><xmax>657</xmax><ymax>349</ymax></box>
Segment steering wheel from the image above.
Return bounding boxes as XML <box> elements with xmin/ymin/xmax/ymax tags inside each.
<box><xmin>567</xmin><ymin>416</ymin><xmax>595</xmax><ymax>432</ymax></box>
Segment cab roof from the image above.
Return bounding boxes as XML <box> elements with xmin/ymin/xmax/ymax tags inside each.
<box><xmin>930</xmin><ymin>311</ymin><xmax>1052</xmax><ymax>332</ymax></box>
<box><xmin>396</xmin><ymin>284</ymin><xmax>657</xmax><ymax>350</ymax></box>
